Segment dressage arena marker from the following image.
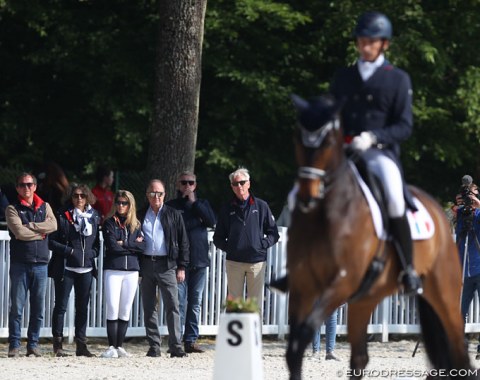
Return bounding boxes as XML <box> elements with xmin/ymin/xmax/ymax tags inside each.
<box><xmin>213</xmin><ymin>312</ymin><xmax>264</xmax><ymax>380</ymax></box>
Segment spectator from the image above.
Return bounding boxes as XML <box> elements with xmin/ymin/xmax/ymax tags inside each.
<box><xmin>101</xmin><ymin>190</ymin><xmax>145</xmax><ymax>358</ymax></box>
<box><xmin>139</xmin><ymin>179</ymin><xmax>189</xmax><ymax>358</ymax></box>
<box><xmin>5</xmin><ymin>172</ymin><xmax>57</xmax><ymax>357</ymax></box>
<box><xmin>35</xmin><ymin>161</ymin><xmax>70</xmax><ymax>213</ymax></box>
<box><xmin>166</xmin><ymin>171</ymin><xmax>216</xmax><ymax>353</ymax></box>
<box><xmin>455</xmin><ymin>182</ymin><xmax>480</xmax><ymax>359</ymax></box>
<box><xmin>48</xmin><ymin>184</ymin><xmax>100</xmax><ymax>357</ymax></box>
<box><xmin>311</xmin><ymin>311</ymin><xmax>340</xmax><ymax>361</ymax></box>
<box><xmin>213</xmin><ymin>167</ymin><xmax>279</xmax><ymax>315</ymax></box>
<box><xmin>92</xmin><ymin>166</ymin><xmax>115</xmax><ymax>223</ymax></box>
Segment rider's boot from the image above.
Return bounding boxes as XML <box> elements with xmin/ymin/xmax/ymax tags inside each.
<box><xmin>390</xmin><ymin>214</ymin><xmax>423</xmax><ymax>296</ymax></box>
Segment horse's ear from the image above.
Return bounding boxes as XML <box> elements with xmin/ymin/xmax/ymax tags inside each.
<box><xmin>290</xmin><ymin>94</ymin><xmax>309</xmax><ymax>112</ymax></box>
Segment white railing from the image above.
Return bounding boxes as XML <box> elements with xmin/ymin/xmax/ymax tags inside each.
<box><xmin>1</xmin><ymin>228</ymin><xmax>478</xmax><ymax>343</ymax></box>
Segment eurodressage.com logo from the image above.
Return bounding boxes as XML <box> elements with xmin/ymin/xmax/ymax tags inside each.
<box><xmin>338</xmin><ymin>368</ymin><xmax>480</xmax><ymax>378</ymax></box>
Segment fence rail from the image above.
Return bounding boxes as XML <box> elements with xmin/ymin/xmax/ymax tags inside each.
<box><xmin>0</xmin><ymin>228</ymin><xmax>478</xmax><ymax>343</ymax></box>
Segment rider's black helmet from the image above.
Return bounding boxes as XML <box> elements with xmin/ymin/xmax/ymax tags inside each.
<box><xmin>353</xmin><ymin>11</ymin><xmax>392</xmax><ymax>40</ymax></box>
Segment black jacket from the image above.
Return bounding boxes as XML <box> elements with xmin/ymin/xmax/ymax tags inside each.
<box><xmin>103</xmin><ymin>214</ymin><xmax>145</xmax><ymax>271</ymax></box>
<box><xmin>48</xmin><ymin>207</ymin><xmax>101</xmax><ymax>279</ymax></box>
<box><xmin>139</xmin><ymin>204</ymin><xmax>190</xmax><ymax>270</ymax></box>
<box><xmin>167</xmin><ymin>193</ymin><xmax>216</xmax><ymax>268</ymax></box>
<box><xmin>213</xmin><ymin>194</ymin><xmax>279</xmax><ymax>263</ymax></box>
<box><xmin>331</xmin><ymin>60</ymin><xmax>413</xmax><ymax>158</ymax></box>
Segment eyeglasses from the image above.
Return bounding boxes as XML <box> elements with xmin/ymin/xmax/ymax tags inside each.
<box><xmin>147</xmin><ymin>191</ymin><xmax>164</xmax><ymax>198</ymax></box>
<box><xmin>231</xmin><ymin>180</ymin><xmax>249</xmax><ymax>187</ymax></box>
<box><xmin>18</xmin><ymin>183</ymin><xmax>34</xmax><ymax>189</ymax></box>
<box><xmin>180</xmin><ymin>180</ymin><xmax>195</xmax><ymax>186</ymax></box>
<box><xmin>115</xmin><ymin>201</ymin><xmax>129</xmax><ymax>206</ymax></box>
<box><xmin>72</xmin><ymin>193</ymin><xmax>86</xmax><ymax>199</ymax></box>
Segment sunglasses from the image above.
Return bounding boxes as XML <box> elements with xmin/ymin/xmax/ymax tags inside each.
<box><xmin>18</xmin><ymin>182</ymin><xmax>35</xmax><ymax>189</ymax></box>
<box><xmin>147</xmin><ymin>191</ymin><xmax>164</xmax><ymax>198</ymax></box>
<box><xmin>72</xmin><ymin>193</ymin><xmax>86</xmax><ymax>199</ymax></box>
<box><xmin>231</xmin><ymin>180</ymin><xmax>249</xmax><ymax>187</ymax></box>
<box><xmin>180</xmin><ymin>180</ymin><xmax>195</xmax><ymax>186</ymax></box>
<box><xmin>115</xmin><ymin>201</ymin><xmax>129</xmax><ymax>206</ymax></box>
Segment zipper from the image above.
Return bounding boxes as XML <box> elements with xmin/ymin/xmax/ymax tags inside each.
<box><xmin>81</xmin><ymin>235</ymin><xmax>86</xmax><ymax>267</ymax></box>
<box><xmin>124</xmin><ymin>226</ymin><xmax>128</xmax><ymax>270</ymax></box>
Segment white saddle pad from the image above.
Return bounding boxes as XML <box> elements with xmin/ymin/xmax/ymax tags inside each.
<box><xmin>349</xmin><ymin>161</ymin><xmax>435</xmax><ymax>241</ymax></box>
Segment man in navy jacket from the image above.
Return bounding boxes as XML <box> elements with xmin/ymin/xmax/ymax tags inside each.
<box><xmin>331</xmin><ymin>11</ymin><xmax>421</xmax><ymax>295</ymax></box>
<box><xmin>213</xmin><ymin>167</ymin><xmax>279</xmax><ymax>316</ymax></box>
<box><xmin>167</xmin><ymin>171</ymin><xmax>216</xmax><ymax>353</ymax></box>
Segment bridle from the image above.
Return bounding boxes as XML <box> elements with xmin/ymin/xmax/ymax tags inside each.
<box><xmin>297</xmin><ymin>117</ymin><xmax>346</xmax><ymax>203</ymax></box>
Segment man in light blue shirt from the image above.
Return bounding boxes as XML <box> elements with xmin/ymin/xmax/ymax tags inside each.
<box><xmin>139</xmin><ymin>179</ymin><xmax>189</xmax><ymax>358</ymax></box>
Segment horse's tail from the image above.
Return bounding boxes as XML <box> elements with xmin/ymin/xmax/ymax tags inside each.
<box><xmin>418</xmin><ymin>297</ymin><xmax>473</xmax><ymax>377</ymax></box>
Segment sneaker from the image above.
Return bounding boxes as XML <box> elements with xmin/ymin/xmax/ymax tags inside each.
<box><xmin>26</xmin><ymin>347</ymin><xmax>42</xmax><ymax>357</ymax></box>
<box><xmin>184</xmin><ymin>342</ymin><xmax>205</xmax><ymax>353</ymax></box>
<box><xmin>8</xmin><ymin>347</ymin><xmax>20</xmax><ymax>358</ymax></box>
<box><xmin>116</xmin><ymin>347</ymin><xmax>132</xmax><ymax>358</ymax></box>
<box><xmin>325</xmin><ymin>351</ymin><xmax>340</xmax><ymax>361</ymax></box>
<box><xmin>146</xmin><ymin>347</ymin><xmax>160</xmax><ymax>357</ymax></box>
<box><xmin>101</xmin><ymin>346</ymin><xmax>118</xmax><ymax>358</ymax></box>
<box><xmin>309</xmin><ymin>350</ymin><xmax>321</xmax><ymax>360</ymax></box>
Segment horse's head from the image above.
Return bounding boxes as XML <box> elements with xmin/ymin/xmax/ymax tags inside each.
<box><xmin>291</xmin><ymin>94</ymin><xmax>345</xmax><ymax>212</ymax></box>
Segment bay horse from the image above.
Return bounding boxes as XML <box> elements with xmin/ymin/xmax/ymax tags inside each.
<box><xmin>283</xmin><ymin>94</ymin><xmax>473</xmax><ymax>379</ymax></box>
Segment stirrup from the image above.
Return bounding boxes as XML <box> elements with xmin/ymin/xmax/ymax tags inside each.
<box><xmin>398</xmin><ymin>269</ymin><xmax>423</xmax><ymax>296</ymax></box>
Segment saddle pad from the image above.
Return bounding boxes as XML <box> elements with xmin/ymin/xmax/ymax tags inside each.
<box><xmin>349</xmin><ymin>161</ymin><xmax>435</xmax><ymax>240</ymax></box>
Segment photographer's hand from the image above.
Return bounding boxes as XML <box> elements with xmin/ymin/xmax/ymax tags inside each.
<box><xmin>471</xmin><ymin>195</ymin><xmax>480</xmax><ymax>208</ymax></box>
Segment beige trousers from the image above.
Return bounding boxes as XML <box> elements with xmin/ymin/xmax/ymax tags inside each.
<box><xmin>225</xmin><ymin>260</ymin><xmax>266</xmax><ymax>314</ymax></box>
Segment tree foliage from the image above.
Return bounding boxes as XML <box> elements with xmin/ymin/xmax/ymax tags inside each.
<box><xmin>1</xmin><ymin>0</ymin><xmax>480</xmax><ymax>214</ymax></box>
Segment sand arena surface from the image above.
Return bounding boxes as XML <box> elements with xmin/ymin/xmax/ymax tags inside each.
<box><xmin>1</xmin><ymin>337</ymin><xmax>480</xmax><ymax>379</ymax></box>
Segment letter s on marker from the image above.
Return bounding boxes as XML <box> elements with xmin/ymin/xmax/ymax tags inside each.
<box><xmin>227</xmin><ymin>320</ymin><xmax>243</xmax><ymax>346</ymax></box>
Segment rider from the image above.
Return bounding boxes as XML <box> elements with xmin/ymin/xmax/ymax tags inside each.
<box><xmin>330</xmin><ymin>11</ymin><xmax>422</xmax><ymax>295</ymax></box>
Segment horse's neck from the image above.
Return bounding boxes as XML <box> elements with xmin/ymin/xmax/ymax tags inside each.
<box><xmin>325</xmin><ymin>160</ymin><xmax>366</xmax><ymax>217</ymax></box>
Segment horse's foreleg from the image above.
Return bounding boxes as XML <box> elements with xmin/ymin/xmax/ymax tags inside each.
<box><xmin>347</xmin><ymin>303</ymin><xmax>376</xmax><ymax>379</ymax></box>
<box><xmin>286</xmin><ymin>318</ymin><xmax>314</xmax><ymax>380</ymax></box>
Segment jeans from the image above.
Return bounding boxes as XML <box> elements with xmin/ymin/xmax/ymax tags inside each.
<box><xmin>178</xmin><ymin>267</ymin><xmax>206</xmax><ymax>343</ymax></box>
<box><xmin>312</xmin><ymin>309</ymin><xmax>338</xmax><ymax>353</ymax></box>
<box><xmin>8</xmin><ymin>262</ymin><xmax>48</xmax><ymax>349</ymax></box>
<box><xmin>51</xmin><ymin>269</ymin><xmax>93</xmax><ymax>340</ymax></box>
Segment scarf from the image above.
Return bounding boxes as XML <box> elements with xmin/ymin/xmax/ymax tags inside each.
<box><xmin>73</xmin><ymin>204</ymin><xmax>94</xmax><ymax>236</ymax></box>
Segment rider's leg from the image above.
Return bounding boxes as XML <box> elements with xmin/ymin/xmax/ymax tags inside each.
<box><xmin>390</xmin><ymin>214</ymin><xmax>423</xmax><ymax>295</ymax></box>
<box><xmin>366</xmin><ymin>151</ymin><xmax>423</xmax><ymax>295</ymax></box>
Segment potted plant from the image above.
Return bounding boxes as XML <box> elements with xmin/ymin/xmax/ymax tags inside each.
<box><xmin>225</xmin><ymin>295</ymin><xmax>259</xmax><ymax>313</ymax></box>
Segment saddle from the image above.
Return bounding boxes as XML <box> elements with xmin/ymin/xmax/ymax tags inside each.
<box><xmin>348</xmin><ymin>156</ymin><xmax>433</xmax><ymax>302</ymax></box>
<box><xmin>353</xmin><ymin>154</ymin><xmax>417</xmax><ymax>229</ymax></box>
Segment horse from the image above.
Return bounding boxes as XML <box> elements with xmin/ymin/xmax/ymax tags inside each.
<box><xmin>282</xmin><ymin>94</ymin><xmax>473</xmax><ymax>379</ymax></box>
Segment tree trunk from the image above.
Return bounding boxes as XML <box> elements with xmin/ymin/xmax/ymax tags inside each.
<box><xmin>147</xmin><ymin>0</ymin><xmax>207</xmax><ymax>200</ymax></box>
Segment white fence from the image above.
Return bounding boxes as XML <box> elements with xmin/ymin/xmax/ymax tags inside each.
<box><xmin>1</xmin><ymin>228</ymin><xmax>478</xmax><ymax>343</ymax></box>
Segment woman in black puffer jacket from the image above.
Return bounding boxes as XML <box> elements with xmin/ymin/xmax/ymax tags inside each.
<box><xmin>101</xmin><ymin>190</ymin><xmax>145</xmax><ymax>358</ymax></box>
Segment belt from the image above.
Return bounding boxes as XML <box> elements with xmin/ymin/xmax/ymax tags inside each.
<box><xmin>142</xmin><ymin>254</ymin><xmax>168</xmax><ymax>262</ymax></box>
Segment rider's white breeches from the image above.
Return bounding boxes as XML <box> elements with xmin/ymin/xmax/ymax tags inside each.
<box><xmin>364</xmin><ymin>150</ymin><xmax>405</xmax><ymax>218</ymax></box>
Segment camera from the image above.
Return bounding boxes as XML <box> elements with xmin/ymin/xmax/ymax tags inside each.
<box><xmin>461</xmin><ymin>186</ymin><xmax>474</xmax><ymax>209</ymax></box>
<box><xmin>458</xmin><ymin>175</ymin><xmax>476</xmax><ymax>216</ymax></box>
